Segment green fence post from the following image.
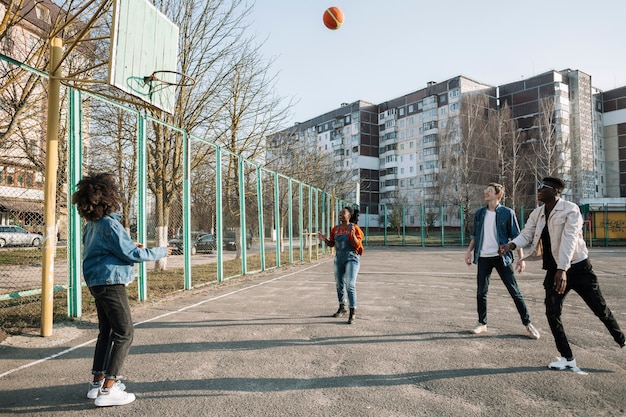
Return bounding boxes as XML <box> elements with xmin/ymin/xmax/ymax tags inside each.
<box><xmin>383</xmin><ymin>205</ymin><xmax>387</xmax><ymax>246</ymax></box>
<box><xmin>288</xmin><ymin>178</ymin><xmax>294</xmax><ymax>264</ymax></box>
<box><xmin>215</xmin><ymin>146</ymin><xmax>223</xmax><ymax>281</ymax></box>
<box><xmin>274</xmin><ymin>173</ymin><xmax>281</xmax><ymax>266</ymax></box>
<box><xmin>365</xmin><ymin>205</ymin><xmax>369</xmax><ymax>245</ymax></box>
<box><xmin>257</xmin><ymin>166</ymin><xmax>265</xmax><ymax>270</ymax></box>
<box><xmin>440</xmin><ymin>205</ymin><xmax>445</xmax><ymax>247</ymax></box>
<box><xmin>604</xmin><ymin>204</ymin><xmax>609</xmax><ymax>247</ymax></box>
<box><xmin>520</xmin><ymin>205</ymin><xmax>525</xmax><ymax>229</ymax></box>
<box><xmin>299</xmin><ymin>182</ymin><xmax>304</xmax><ymax>261</ymax></box>
<box><xmin>67</xmin><ymin>88</ymin><xmax>82</xmax><ymax>317</ymax></box>
<box><xmin>402</xmin><ymin>205</ymin><xmax>406</xmax><ymax>246</ymax></box>
<box><xmin>460</xmin><ymin>205</ymin><xmax>465</xmax><ymax>246</ymax></box>
<box><xmin>182</xmin><ymin>130</ymin><xmax>192</xmax><ymax>289</ymax></box>
<box><xmin>420</xmin><ymin>205</ymin><xmax>425</xmax><ymax>247</ymax></box>
<box><xmin>238</xmin><ymin>156</ymin><xmax>247</xmax><ymax>274</ymax></box>
<box><xmin>136</xmin><ymin>114</ymin><xmax>148</xmax><ymax>300</ymax></box>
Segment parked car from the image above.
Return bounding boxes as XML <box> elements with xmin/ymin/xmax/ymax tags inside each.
<box><xmin>168</xmin><ymin>231</ymin><xmax>208</xmax><ymax>255</ymax></box>
<box><xmin>224</xmin><ymin>231</ymin><xmax>237</xmax><ymax>251</ymax></box>
<box><xmin>195</xmin><ymin>233</ymin><xmax>216</xmax><ymax>253</ymax></box>
<box><xmin>0</xmin><ymin>225</ymin><xmax>43</xmax><ymax>248</ymax></box>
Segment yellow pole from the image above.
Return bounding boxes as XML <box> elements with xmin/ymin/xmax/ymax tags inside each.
<box><xmin>41</xmin><ymin>37</ymin><xmax>63</xmax><ymax>337</ymax></box>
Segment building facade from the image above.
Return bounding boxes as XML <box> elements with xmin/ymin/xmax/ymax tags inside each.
<box><xmin>598</xmin><ymin>86</ymin><xmax>626</xmax><ymax>197</ymax></box>
<box><xmin>269</xmin><ymin>70</ymin><xmax>625</xmax><ymax>227</ymax></box>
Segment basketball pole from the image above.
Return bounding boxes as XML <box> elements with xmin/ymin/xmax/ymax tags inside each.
<box><xmin>41</xmin><ymin>37</ymin><xmax>63</xmax><ymax>337</ymax></box>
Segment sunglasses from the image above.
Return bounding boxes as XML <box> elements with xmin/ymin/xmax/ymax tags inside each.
<box><xmin>537</xmin><ymin>182</ymin><xmax>555</xmax><ymax>191</ymax></box>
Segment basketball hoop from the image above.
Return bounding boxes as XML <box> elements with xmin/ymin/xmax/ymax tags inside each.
<box><xmin>126</xmin><ymin>70</ymin><xmax>195</xmax><ymax>102</ymax></box>
<box><xmin>143</xmin><ymin>70</ymin><xmax>196</xmax><ymax>87</ymax></box>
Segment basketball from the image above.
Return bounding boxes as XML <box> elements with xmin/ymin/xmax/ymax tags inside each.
<box><xmin>323</xmin><ymin>7</ymin><xmax>344</xmax><ymax>30</ymax></box>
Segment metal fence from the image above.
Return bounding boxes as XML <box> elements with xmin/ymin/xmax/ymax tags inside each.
<box><xmin>0</xmin><ymin>54</ymin><xmax>358</xmax><ymax>319</ymax></box>
<box><xmin>2</xmin><ymin>54</ymin><xmax>624</xmax><ymax>322</ymax></box>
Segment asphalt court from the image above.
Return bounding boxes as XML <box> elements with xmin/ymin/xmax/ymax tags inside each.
<box><xmin>1</xmin><ymin>247</ymin><xmax>626</xmax><ymax>416</ymax></box>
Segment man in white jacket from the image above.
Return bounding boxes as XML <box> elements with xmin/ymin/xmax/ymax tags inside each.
<box><xmin>499</xmin><ymin>177</ymin><xmax>626</xmax><ymax>371</ymax></box>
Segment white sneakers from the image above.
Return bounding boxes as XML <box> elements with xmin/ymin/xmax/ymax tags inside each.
<box><xmin>526</xmin><ymin>323</ymin><xmax>540</xmax><ymax>340</ymax></box>
<box><xmin>470</xmin><ymin>322</ymin><xmax>541</xmax><ymax>340</ymax></box>
<box><xmin>548</xmin><ymin>357</ymin><xmax>577</xmax><ymax>370</ymax></box>
<box><xmin>94</xmin><ymin>383</ymin><xmax>136</xmax><ymax>407</ymax></box>
<box><xmin>87</xmin><ymin>379</ymin><xmax>126</xmax><ymax>400</ymax></box>
<box><xmin>470</xmin><ymin>323</ymin><xmax>487</xmax><ymax>334</ymax></box>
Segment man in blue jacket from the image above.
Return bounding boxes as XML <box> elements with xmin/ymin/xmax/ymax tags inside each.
<box><xmin>465</xmin><ymin>182</ymin><xmax>540</xmax><ymax>339</ymax></box>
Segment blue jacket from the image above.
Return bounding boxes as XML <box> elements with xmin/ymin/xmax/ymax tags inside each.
<box><xmin>82</xmin><ymin>213</ymin><xmax>168</xmax><ymax>287</ymax></box>
<box><xmin>470</xmin><ymin>204</ymin><xmax>521</xmax><ymax>266</ymax></box>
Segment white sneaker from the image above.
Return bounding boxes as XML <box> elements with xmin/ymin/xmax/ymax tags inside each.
<box><xmin>526</xmin><ymin>323</ymin><xmax>540</xmax><ymax>340</ymax></box>
<box><xmin>87</xmin><ymin>380</ymin><xmax>126</xmax><ymax>399</ymax></box>
<box><xmin>548</xmin><ymin>357</ymin><xmax>577</xmax><ymax>370</ymax></box>
<box><xmin>470</xmin><ymin>323</ymin><xmax>487</xmax><ymax>334</ymax></box>
<box><xmin>94</xmin><ymin>384</ymin><xmax>135</xmax><ymax>407</ymax></box>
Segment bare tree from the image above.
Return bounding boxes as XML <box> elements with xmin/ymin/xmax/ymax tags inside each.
<box><xmin>487</xmin><ymin>101</ymin><xmax>524</xmax><ymax>210</ymax></box>
<box><xmin>521</xmin><ymin>96</ymin><xmax>570</xmax><ymax>208</ymax></box>
<box><xmin>439</xmin><ymin>93</ymin><xmax>496</xmax><ymax>233</ymax></box>
<box><xmin>379</xmin><ymin>190</ymin><xmax>407</xmax><ymax>237</ymax></box>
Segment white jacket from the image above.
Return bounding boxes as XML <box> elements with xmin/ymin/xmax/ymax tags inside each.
<box><xmin>511</xmin><ymin>198</ymin><xmax>588</xmax><ymax>271</ymax></box>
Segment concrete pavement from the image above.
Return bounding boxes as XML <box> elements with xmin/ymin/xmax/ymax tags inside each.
<box><xmin>1</xmin><ymin>247</ymin><xmax>626</xmax><ymax>416</ymax></box>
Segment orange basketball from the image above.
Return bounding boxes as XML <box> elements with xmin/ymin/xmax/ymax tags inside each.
<box><xmin>323</xmin><ymin>7</ymin><xmax>344</xmax><ymax>30</ymax></box>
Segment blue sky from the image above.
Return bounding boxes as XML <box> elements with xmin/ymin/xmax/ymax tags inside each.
<box><xmin>247</xmin><ymin>0</ymin><xmax>626</xmax><ymax>127</ymax></box>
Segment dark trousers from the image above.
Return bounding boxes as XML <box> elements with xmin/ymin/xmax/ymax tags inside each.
<box><xmin>89</xmin><ymin>284</ymin><xmax>134</xmax><ymax>379</ymax></box>
<box><xmin>544</xmin><ymin>259</ymin><xmax>625</xmax><ymax>359</ymax></box>
<box><xmin>476</xmin><ymin>256</ymin><xmax>531</xmax><ymax>326</ymax></box>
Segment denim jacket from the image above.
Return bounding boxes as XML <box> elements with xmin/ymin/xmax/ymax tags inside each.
<box><xmin>510</xmin><ymin>198</ymin><xmax>588</xmax><ymax>271</ymax></box>
<box><xmin>82</xmin><ymin>213</ymin><xmax>168</xmax><ymax>287</ymax></box>
<box><xmin>470</xmin><ymin>204</ymin><xmax>521</xmax><ymax>266</ymax></box>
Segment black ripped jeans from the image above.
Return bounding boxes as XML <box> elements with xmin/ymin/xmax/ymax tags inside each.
<box><xmin>544</xmin><ymin>259</ymin><xmax>625</xmax><ymax>359</ymax></box>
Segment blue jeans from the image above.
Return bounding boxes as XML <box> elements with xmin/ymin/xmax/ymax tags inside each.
<box><xmin>334</xmin><ymin>250</ymin><xmax>360</xmax><ymax>308</ymax></box>
<box><xmin>476</xmin><ymin>256</ymin><xmax>530</xmax><ymax>326</ymax></box>
<box><xmin>544</xmin><ymin>259</ymin><xmax>625</xmax><ymax>359</ymax></box>
<box><xmin>89</xmin><ymin>284</ymin><xmax>134</xmax><ymax>379</ymax></box>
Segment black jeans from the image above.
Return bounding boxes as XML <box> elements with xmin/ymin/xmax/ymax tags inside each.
<box><xmin>544</xmin><ymin>259</ymin><xmax>625</xmax><ymax>359</ymax></box>
<box><xmin>89</xmin><ymin>284</ymin><xmax>134</xmax><ymax>379</ymax></box>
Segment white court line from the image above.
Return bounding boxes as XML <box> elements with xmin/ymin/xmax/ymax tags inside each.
<box><xmin>0</xmin><ymin>262</ymin><xmax>326</xmax><ymax>379</ymax></box>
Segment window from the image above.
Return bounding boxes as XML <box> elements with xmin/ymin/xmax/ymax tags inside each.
<box><xmin>450</xmin><ymin>103</ymin><xmax>460</xmax><ymax>111</ymax></box>
<box><xmin>6</xmin><ymin>167</ymin><xmax>15</xmax><ymax>185</ymax></box>
<box><xmin>399</xmin><ymin>107</ymin><xmax>405</xmax><ymax>116</ymax></box>
<box><xmin>35</xmin><ymin>4</ymin><xmax>50</xmax><ymax>23</ymax></box>
<box><xmin>408</xmin><ymin>104</ymin><xmax>414</xmax><ymax>112</ymax></box>
<box><xmin>449</xmin><ymin>89</ymin><xmax>459</xmax><ymax>98</ymax></box>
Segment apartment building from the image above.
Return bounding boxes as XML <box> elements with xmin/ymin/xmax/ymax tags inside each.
<box><xmin>269</xmin><ymin>69</ymin><xmax>625</xmax><ymax>227</ymax></box>
<box><xmin>266</xmin><ymin>100</ymin><xmax>380</xmax><ymax>222</ymax></box>
<box><xmin>498</xmin><ymin>69</ymin><xmax>598</xmax><ymax>203</ymax></box>
<box><xmin>597</xmin><ymin>86</ymin><xmax>626</xmax><ymax>197</ymax></box>
<box><xmin>0</xmin><ymin>0</ymin><xmax>62</xmax><ymax>227</ymax></box>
